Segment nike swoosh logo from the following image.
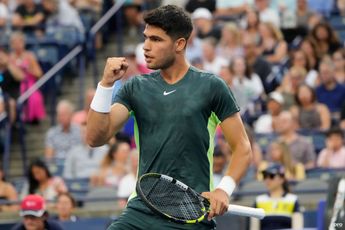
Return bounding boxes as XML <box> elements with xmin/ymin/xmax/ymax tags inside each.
<box><xmin>163</xmin><ymin>90</ymin><xmax>176</xmax><ymax>96</ymax></box>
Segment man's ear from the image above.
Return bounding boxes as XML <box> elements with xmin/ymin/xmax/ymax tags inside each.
<box><xmin>175</xmin><ymin>38</ymin><xmax>187</xmax><ymax>52</ymax></box>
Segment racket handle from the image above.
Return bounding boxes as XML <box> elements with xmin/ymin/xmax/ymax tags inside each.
<box><xmin>228</xmin><ymin>204</ymin><xmax>265</xmax><ymax>219</ymax></box>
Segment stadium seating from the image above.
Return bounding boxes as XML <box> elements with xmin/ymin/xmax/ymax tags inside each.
<box><xmin>293</xmin><ymin>178</ymin><xmax>328</xmax><ymax>205</ymax></box>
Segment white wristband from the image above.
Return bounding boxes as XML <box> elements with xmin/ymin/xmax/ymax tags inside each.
<box><xmin>216</xmin><ymin>176</ymin><xmax>236</xmax><ymax>197</ymax></box>
<box><xmin>90</xmin><ymin>83</ymin><xmax>114</xmax><ymax>113</ymax></box>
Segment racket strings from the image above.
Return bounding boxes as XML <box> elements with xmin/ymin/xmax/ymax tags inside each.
<box><xmin>140</xmin><ymin>177</ymin><xmax>205</xmax><ymax>220</ymax></box>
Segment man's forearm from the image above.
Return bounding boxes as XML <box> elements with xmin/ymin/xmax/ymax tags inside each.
<box><xmin>225</xmin><ymin>143</ymin><xmax>252</xmax><ymax>183</ymax></box>
<box><xmin>86</xmin><ymin>111</ymin><xmax>113</xmax><ymax>147</ymax></box>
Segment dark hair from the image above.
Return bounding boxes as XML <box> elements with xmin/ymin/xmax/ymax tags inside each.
<box><xmin>213</xmin><ymin>146</ymin><xmax>225</xmax><ymax>158</ymax></box>
<box><xmin>115</xmin><ymin>132</ymin><xmax>131</xmax><ymax>146</ymax></box>
<box><xmin>28</xmin><ymin>159</ymin><xmax>52</xmax><ymax>194</ymax></box>
<box><xmin>143</xmin><ymin>5</ymin><xmax>193</xmax><ymax>41</ymax></box>
<box><xmin>57</xmin><ymin>192</ymin><xmax>76</xmax><ymax>208</ymax></box>
<box><xmin>326</xmin><ymin>126</ymin><xmax>344</xmax><ymax>139</ymax></box>
<box><xmin>311</xmin><ymin>22</ymin><xmax>340</xmax><ymax>45</ymax></box>
<box><xmin>282</xmin><ymin>179</ymin><xmax>290</xmax><ymax>193</ymax></box>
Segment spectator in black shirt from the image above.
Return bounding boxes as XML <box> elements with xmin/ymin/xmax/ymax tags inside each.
<box><xmin>0</xmin><ymin>48</ymin><xmax>24</xmax><ymax>124</ymax></box>
<box><xmin>185</xmin><ymin>0</ymin><xmax>216</xmax><ymax>13</ymax></box>
<box><xmin>11</xmin><ymin>0</ymin><xmax>45</xmax><ymax>35</ymax></box>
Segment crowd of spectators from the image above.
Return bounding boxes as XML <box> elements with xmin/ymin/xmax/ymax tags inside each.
<box><xmin>0</xmin><ymin>0</ymin><xmax>344</xmax><ymax>229</ymax></box>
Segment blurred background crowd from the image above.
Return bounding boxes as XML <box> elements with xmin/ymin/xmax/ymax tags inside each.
<box><xmin>0</xmin><ymin>0</ymin><xmax>344</xmax><ymax>229</ymax></box>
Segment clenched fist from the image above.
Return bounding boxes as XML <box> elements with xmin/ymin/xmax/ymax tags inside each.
<box><xmin>100</xmin><ymin>57</ymin><xmax>129</xmax><ymax>87</ymax></box>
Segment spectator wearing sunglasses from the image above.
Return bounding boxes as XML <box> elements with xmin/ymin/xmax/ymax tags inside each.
<box><xmin>250</xmin><ymin>163</ymin><xmax>303</xmax><ymax>230</ymax></box>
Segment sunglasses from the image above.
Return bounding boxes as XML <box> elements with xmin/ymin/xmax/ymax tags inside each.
<box><xmin>263</xmin><ymin>173</ymin><xmax>278</xmax><ymax>180</ymax></box>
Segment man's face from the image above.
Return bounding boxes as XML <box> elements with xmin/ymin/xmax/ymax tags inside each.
<box><xmin>23</xmin><ymin>215</ymin><xmax>45</xmax><ymax>230</ymax></box>
<box><xmin>319</xmin><ymin>63</ymin><xmax>335</xmax><ymax>85</ymax></box>
<box><xmin>56</xmin><ymin>195</ymin><xmax>73</xmax><ymax>217</ymax></box>
<box><xmin>56</xmin><ymin>105</ymin><xmax>73</xmax><ymax>127</ymax></box>
<box><xmin>142</xmin><ymin>25</ymin><xmax>177</xmax><ymax>70</ymax></box>
<box><xmin>275</xmin><ymin>112</ymin><xmax>294</xmax><ymax>134</ymax></box>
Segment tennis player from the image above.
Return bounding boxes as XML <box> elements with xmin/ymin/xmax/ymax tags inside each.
<box><xmin>87</xmin><ymin>5</ymin><xmax>252</xmax><ymax>230</ymax></box>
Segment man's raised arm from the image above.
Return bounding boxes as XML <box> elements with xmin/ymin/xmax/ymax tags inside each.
<box><xmin>86</xmin><ymin>57</ymin><xmax>129</xmax><ymax>147</ymax></box>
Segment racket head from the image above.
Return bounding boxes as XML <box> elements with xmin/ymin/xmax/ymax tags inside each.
<box><xmin>136</xmin><ymin>173</ymin><xmax>208</xmax><ymax>224</ymax></box>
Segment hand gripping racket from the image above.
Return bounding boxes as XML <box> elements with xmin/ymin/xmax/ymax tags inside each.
<box><xmin>136</xmin><ymin>173</ymin><xmax>265</xmax><ymax>224</ymax></box>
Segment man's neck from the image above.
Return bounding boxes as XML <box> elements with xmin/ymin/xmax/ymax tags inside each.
<box><xmin>325</xmin><ymin>81</ymin><xmax>337</xmax><ymax>90</ymax></box>
<box><xmin>160</xmin><ymin>58</ymin><xmax>190</xmax><ymax>85</ymax></box>
<box><xmin>59</xmin><ymin>214</ymin><xmax>70</xmax><ymax>221</ymax></box>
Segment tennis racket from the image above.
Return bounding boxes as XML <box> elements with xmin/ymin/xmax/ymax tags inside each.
<box><xmin>136</xmin><ymin>173</ymin><xmax>265</xmax><ymax>224</ymax></box>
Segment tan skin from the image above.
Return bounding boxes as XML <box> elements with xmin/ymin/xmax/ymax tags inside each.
<box><xmin>9</xmin><ymin>34</ymin><xmax>43</xmax><ymax>79</ymax></box>
<box><xmin>23</xmin><ymin>215</ymin><xmax>45</xmax><ymax>230</ymax></box>
<box><xmin>0</xmin><ymin>170</ymin><xmax>18</xmax><ymax>212</ymax></box>
<box><xmin>87</xmin><ymin>24</ymin><xmax>252</xmax><ymax>220</ymax></box>
<box><xmin>56</xmin><ymin>194</ymin><xmax>74</xmax><ymax>221</ymax></box>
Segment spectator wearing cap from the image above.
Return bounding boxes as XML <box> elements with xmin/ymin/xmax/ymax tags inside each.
<box><xmin>250</xmin><ymin>163</ymin><xmax>303</xmax><ymax>230</ymax></box>
<box><xmin>191</xmin><ymin>7</ymin><xmax>221</xmax><ymax>41</ymax></box>
<box><xmin>254</xmin><ymin>91</ymin><xmax>284</xmax><ymax>133</ymax></box>
<box><xmin>11</xmin><ymin>194</ymin><xmax>64</xmax><ymax>230</ymax></box>
<box><xmin>317</xmin><ymin>127</ymin><xmax>345</xmax><ymax>168</ymax></box>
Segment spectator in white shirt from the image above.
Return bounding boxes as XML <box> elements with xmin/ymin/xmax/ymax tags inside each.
<box><xmin>254</xmin><ymin>0</ymin><xmax>280</xmax><ymax>28</ymax></box>
<box><xmin>201</xmin><ymin>37</ymin><xmax>228</xmax><ymax>75</ymax></box>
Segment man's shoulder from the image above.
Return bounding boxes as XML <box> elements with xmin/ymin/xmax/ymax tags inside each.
<box><xmin>189</xmin><ymin>66</ymin><xmax>222</xmax><ymax>82</ymax></box>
